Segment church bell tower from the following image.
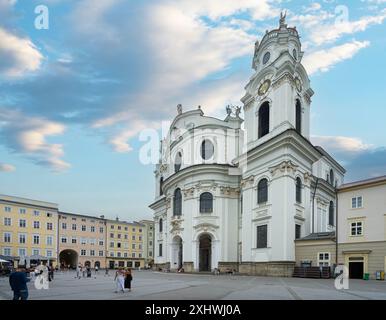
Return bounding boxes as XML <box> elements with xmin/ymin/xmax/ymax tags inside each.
<box><xmin>241</xmin><ymin>12</ymin><xmax>314</xmax><ymax>150</ymax></box>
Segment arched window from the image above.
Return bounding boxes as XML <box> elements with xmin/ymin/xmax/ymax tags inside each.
<box><xmin>200</xmin><ymin>192</ymin><xmax>213</xmax><ymax>213</ymax></box>
<box><xmin>201</xmin><ymin>139</ymin><xmax>214</xmax><ymax>160</ymax></box>
<box><xmin>329</xmin><ymin>201</ymin><xmax>334</xmax><ymax>226</ymax></box>
<box><xmin>295</xmin><ymin>100</ymin><xmax>302</xmax><ymax>134</ymax></box>
<box><xmin>159</xmin><ymin>218</ymin><xmax>163</xmax><ymax>232</ymax></box>
<box><xmin>258</xmin><ymin>102</ymin><xmax>270</xmax><ymax>138</ymax></box>
<box><xmin>296</xmin><ymin>177</ymin><xmax>302</xmax><ymax>203</ymax></box>
<box><xmin>257</xmin><ymin>179</ymin><xmax>268</xmax><ymax>204</ymax></box>
<box><xmin>329</xmin><ymin>169</ymin><xmax>334</xmax><ymax>186</ymax></box>
<box><xmin>159</xmin><ymin>177</ymin><xmax>164</xmax><ymax>196</ymax></box>
<box><xmin>173</xmin><ymin>188</ymin><xmax>182</xmax><ymax>216</ymax></box>
<box><xmin>174</xmin><ymin>152</ymin><xmax>182</xmax><ymax>173</ymax></box>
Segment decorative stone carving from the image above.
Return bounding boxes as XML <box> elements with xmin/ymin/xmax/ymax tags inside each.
<box><xmin>241</xmin><ymin>176</ymin><xmax>255</xmax><ymax>188</ymax></box>
<box><xmin>303</xmin><ymin>172</ymin><xmax>312</xmax><ymax>184</ymax></box>
<box><xmin>316</xmin><ymin>197</ymin><xmax>329</xmax><ymax>207</ymax></box>
<box><xmin>165</xmin><ymin>197</ymin><xmax>171</xmax><ymax>209</ymax></box>
<box><xmin>183</xmin><ymin>187</ymin><xmax>195</xmax><ymax>198</ymax></box>
<box><xmin>269</xmin><ymin>160</ymin><xmax>298</xmax><ymax>176</ymax></box>
<box><xmin>272</xmin><ymin>72</ymin><xmax>295</xmax><ymax>89</ymax></box>
<box><xmin>160</xmin><ymin>164</ymin><xmax>168</xmax><ymax>173</ymax></box>
<box><xmin>193</xmin><ymin>223</ymin><xmax>219</xmax><ymax>235</ymax></box>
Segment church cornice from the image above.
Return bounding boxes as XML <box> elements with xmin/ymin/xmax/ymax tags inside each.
<box><xmin>162</xmin><ymin>164</ymin><xmax>238</xmax><ymax>192</ymax></box>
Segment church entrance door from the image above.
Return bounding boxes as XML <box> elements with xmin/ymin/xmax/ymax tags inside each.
<box><xmin>199</xmin><ymin>234</ymin><xmax>211</xmax><ymax>272</ymax></box>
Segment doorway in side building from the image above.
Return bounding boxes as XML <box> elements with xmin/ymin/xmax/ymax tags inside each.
<box><xmin>349</xmin><ymin>257</ymin><xmax>364</xmax><ymax>279</ymax></box>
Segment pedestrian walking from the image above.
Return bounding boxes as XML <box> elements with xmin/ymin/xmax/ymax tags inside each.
<box><xmin>95</xmin><ymin>265</ymin><xmax>99</xmax><ymax>275</ymax></box>
<box><xmin>124</xmin><ymin>268</ymin><xmax>133</xmax><ymax>292</ymax></box>
<box><xmin>87</xmin><ymin>266</ymin><xmax>91</xmax><ymax>278</ymax></box>
<box><xmin>9</xmin><ymin>267</ymin><xmax>30</xmax><ymax>300</ymax></box>
<box><xmin>105</xmin><ymin>267</ymin><xmax>109</xmax><ymax>276</ymax></box>
<box><xmin>82</xmin><ymin>266</ymin><xmax>86</xmax><ymax>278</ymax></box>
<box><xmin>76</xmin><ymin>264</ymin><xmax>81</xmax><ymax>279</ymax></box>
<box><xmin>114</xmin><ymin>268</ymin><xmax>125</xmax><ymax>293</ymax></box>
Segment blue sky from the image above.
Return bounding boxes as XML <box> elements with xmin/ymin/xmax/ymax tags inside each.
<box><xmin>0</xmin><ymin>0</ymin><xmax>386</xmax><ymax>220</ymax></box>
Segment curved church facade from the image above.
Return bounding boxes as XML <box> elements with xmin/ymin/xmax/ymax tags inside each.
<box><xmin>149</xmin><ymin>14</ymin><xmax>346</xmax><ymax>276</ymax></box>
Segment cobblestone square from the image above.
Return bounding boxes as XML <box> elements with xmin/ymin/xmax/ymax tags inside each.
<box><xmin>1</xmin><ymin>271</ymin><xmax>386</xmax><ymax>300</ymax></box>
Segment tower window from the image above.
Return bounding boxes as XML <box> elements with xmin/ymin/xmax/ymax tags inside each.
<box><xmin>329</xmin><ymin>169</ymin><xmax>334</xmax><ymax>186</ymax></box>
<box><xmin>329</xmin><ymin>201</ymin><xmax>334</xmax><ymax>226</ymax></box>
<box><xmin>296</xmin><ymin>177</ymin><xmax>302</xmax><ymax>203</ymax></box>
<box><xmin>295</xmin><ymin>100</ymin><xmax>302</xmax><ymax>134</ymax></box>
<box><xmin>257</xmin><ymin>179</ymin><xmax>268</xmax><ymax>204</ymax></box>
<box><xmin>160</xmin><ymin>177</ymin><xmax>164</xmax><ymax>196</ymax></box>
<box><xmin>258</xmin><ymin>102</ymin><xmax>270</xmax><ymax>138</ymax></box>
<box><xmin>159</xmin><ymin>218</ymin><xmax>163</xmax><ymax>232</ymax></box>
<box><xmin>175</xmin><ymin>152</ymin><xmax>182</xmax><ymax>173</ymax></box>
<box><xmin>293</xmin><ymin>49</ymin><xmax>298</xmax><ymax>60</ymax></box>
<box><xmin>200</xmin><ymin>192</ymin><xmax>213</xmax><ymax>213</ymax></box>
<box><xmin>201</xmin><ymin>139</ymin><xmax>214</xmax><ymax>160</ymax></box>
<box><xmin>173</xmin><ymin>188</ymin><xmax>182</xmax><ymax>216</ymax></box>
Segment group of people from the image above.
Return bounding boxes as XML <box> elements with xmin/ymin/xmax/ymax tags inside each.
<box><xmin>114</xmin><ymin>268</ymin><xmax>133</xmax><ymax>293</ymax></box>
<box><xmin>75</xmin><ymin>264</ymin><xmax>96</xmax><ymax>279</ymax></box>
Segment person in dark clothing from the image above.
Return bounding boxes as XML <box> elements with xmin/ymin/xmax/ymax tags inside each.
<box><xmin>9</xmin><ymin>267</ymin><xmax>30</xmax><ymax>300</ymax></box>
<box><xmin>124</xmin><ymin>268</ymin><xmax>133</xmax><ymax>292</ymax></box>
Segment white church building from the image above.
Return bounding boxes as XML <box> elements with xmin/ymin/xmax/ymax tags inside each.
<box><xmin>149</xmin><ymin>14</ymin><xmax>346</xmax><ymax>276</ymax></box>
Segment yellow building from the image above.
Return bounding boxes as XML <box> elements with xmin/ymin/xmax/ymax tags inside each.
<box><xmin>106</xmin><ymin>218</ymin><xmax>145</xmax><ymax>269</ymax></box>
<box><xmin>139</xmin><ymin>219</ymin><xmax>155</xmax><ymax>267</ymax></box>
<box><xmin>0</xmin><ymin>194</ymin><xmax>58</xmax><ymax>267</ymax></box>
<box><xmin>58</xmin><ymin>212</ymin><xmax>107</xmax><ymax>269</ymax></box>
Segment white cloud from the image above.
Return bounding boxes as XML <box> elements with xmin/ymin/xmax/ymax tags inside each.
<box><xmin>303</xmin><ymin>2</ymin><xmax>322</xmax><ymax>14</ymax></box>
<box><xmin>0</xmin><ymin>27</ymin><xmax>43</xmax><ymax>77</ymax></box>
<box><xmin>0</xmin><ymin>109</ymin><xmax>70</xmax><ymax>172</ymax></box>
<box><xmin>169</xmin><ymin>0</ymin><xmax>279</xmax><ymax>21</ymax></box>
<box><xmin>303</xmin><ymin>40</ymin><xmax>370</xmax><ymax>75</ymax></box>
<box><xmin>312</xmin><ymin>135</ymin><xmax>373</xmax><ymax>155</ymax></box>
<box><xmin>0</xmin><ymin>163</ymin><xmax>15</xmax><ymax>172</ymax></box>
<box><xmin>310</xmin><ymin>9</ymin><xmax>386</xmax><ymax>45</ymax></box>
<box><xmin>89</xmin><ymin>1</ymin><xmax>258</xmax><ymax>150</ymax></box>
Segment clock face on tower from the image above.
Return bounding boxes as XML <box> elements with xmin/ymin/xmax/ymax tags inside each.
<box><xmin>258</xmin><ymin>79</ymin><xmax>271</xmax><ymax>96</ymax></box>
<box><xmin>294</xmin><ymin>77</ymin><xmax>302</xmax><ymax>92</ymax></box>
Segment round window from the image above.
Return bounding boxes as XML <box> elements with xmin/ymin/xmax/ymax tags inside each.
<box><xmin>200</xmin><ymin>140</ymin><xmax>214</xmax><ymax>160</ymax></box>
<box><xmin>262</xmin><ymin>52</ymin><xmax>271</xmax><ymax>65</ymax></box>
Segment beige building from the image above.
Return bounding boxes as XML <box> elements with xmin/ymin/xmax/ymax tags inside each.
<box><xmin>58</xmin><ymin>212</ymin><xmax>107</xmax><ymax>269</ymax></box>
<box><xmin>295</xmin><ymin>232</ymin><xmax>336</xmax><ymax>269</ymax></box>
<box><xmin>295</xmin><ymin>175</ymin><xmax>386</xmax><ymax>280</ymax></box>
<box><xmin>139</xmin><ymin>219</ymin><xmax>155</xmax><ymax>267</ymax></box>
<box><xmin>106</xmin><ymin>218</ymin><xmax>145</xmax><ymax>269</ymax></box>
<box><xmin>0</xmin><ymin>195</ymin><xmax>59</xmax><ymax>267</ymax></box>
<box><xmin>337</xmin><ymin>176</ymin><xmax>386</xmax><ymax>279</ymax></box>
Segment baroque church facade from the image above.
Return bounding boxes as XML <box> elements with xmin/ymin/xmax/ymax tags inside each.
<box><xmin>149</xmin><ymin>14</ymin><xmax>346</xmax><ymax>276</ymax></box>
